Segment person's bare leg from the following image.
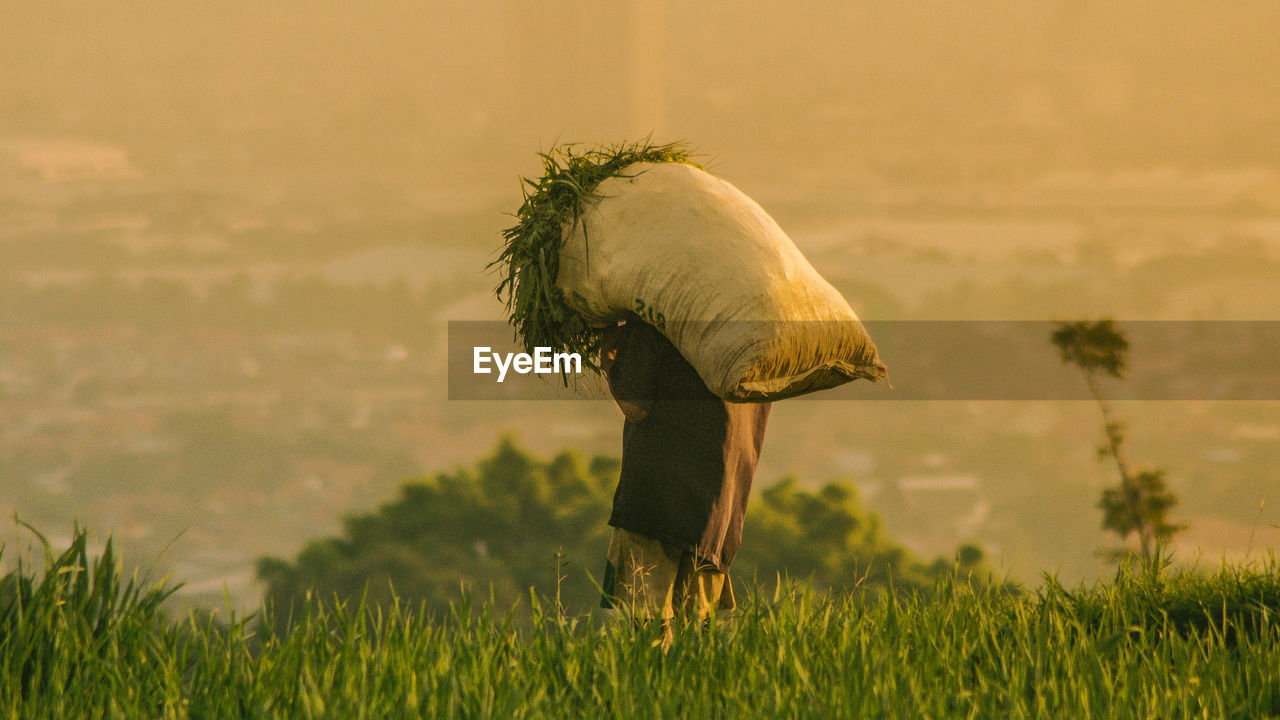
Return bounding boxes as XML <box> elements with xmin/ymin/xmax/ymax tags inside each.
<box><xmin>606</xmin><ymin>529</ymin><xmax>679</xmax><ymax>651</ymax></box>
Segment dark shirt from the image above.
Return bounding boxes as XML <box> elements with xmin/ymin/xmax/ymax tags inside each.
<box><xmin>606</xmin><ymin>321</ymin><xmax>771</xmax><ymax>572</ymax></box>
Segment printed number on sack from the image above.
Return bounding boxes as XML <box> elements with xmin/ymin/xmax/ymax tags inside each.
<box><xmin>633</xmin><ymin>298</ymin><xmax>666</xmax><ymax>330</ymax></box>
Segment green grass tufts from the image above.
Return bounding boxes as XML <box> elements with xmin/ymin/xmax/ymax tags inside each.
<box><xmin>490</xmin><ymin>140</ymin><xmax>697</xmax><ymax>376</ymax></box>
<box><xmin>0</xmin><ymin>524</ymin><xmax>178</xmax><ymax>718</ymax></box>
<box><xmin>7</xmin><ymin>526</ymin><xmax>1280</xmax><ymax>718</ymax></box>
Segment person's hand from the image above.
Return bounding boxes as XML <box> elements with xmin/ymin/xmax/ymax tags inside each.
<box><xmin>600</xmin><ymin>345</ymin><xmax>619</xmax><ymax>373</ymax></box>
<box><xmin>598</xmin><ymin>322</ymin><xmax>626</xmax><ymax>373</ymax></box>
<box><xmin>600</xmin><ymin>322</ymin><xmax>649</xmax><ymax>421</ymax></box>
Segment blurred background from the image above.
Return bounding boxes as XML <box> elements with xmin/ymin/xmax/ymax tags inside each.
<box><xmin>2</xmin><ymin>0</ymin><xmax>1279</xmax><ymax>611</ymax></box>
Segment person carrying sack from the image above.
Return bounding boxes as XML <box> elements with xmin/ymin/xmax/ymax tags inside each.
<box><xmin>598</xmin><ymin>319</ymin><xmax>771</xmax><ymax>649</ymax></box>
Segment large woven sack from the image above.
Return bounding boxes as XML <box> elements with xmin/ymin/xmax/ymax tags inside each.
<box><xmin>555</xmin><ymin>162</ymin><xmax>887</xmax><ymax>401</ymax></box>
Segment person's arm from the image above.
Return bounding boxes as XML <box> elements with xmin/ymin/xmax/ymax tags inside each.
<box><xmin>602</xmin><ymin>322</ymin><xmax>656</xmax><ymax>422</ymax></box>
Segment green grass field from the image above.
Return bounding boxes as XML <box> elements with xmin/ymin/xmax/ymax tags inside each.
<box><xmin>3</xmin><ymin>530</ymin><xmax>1280</xmax><ymax>719</ymax></box>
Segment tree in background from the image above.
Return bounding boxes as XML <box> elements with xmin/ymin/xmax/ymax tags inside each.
<box><xmin>256</xmin><ymin>435</ymin><xmax>616</xmax><ymax>626</ymax></box>
<box><xmin>257</xmin><ymin>437</ymin><xmax>994</xmax><ymax>628</ymax></box>
<box><xmin>732</xmin><ymin>476</ymin><xmax>988</xmax><ymax>594</ymax></box>
<box><xmin>1051</xmin><ymin>320</ymin><xmax>1184</xmax><ymax>561</ymax></box>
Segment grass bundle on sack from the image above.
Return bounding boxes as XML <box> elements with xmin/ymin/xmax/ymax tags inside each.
<box><xmin>491</xmin><ymin>140</ymin><xmax>696</xmax><ymax>376</ymax></box>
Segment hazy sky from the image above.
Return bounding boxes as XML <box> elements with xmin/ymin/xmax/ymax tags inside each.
<box><xmin>4</xmin><ymin>2</ymin><xmax>1279</xmax><ymax>599</ymax></box>
<box><xmin>4</xmin><ymin>0</ymin><xmax>1277</xmax><ymax>184</ymax></box>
